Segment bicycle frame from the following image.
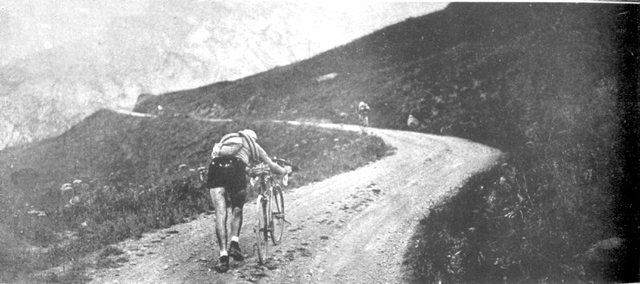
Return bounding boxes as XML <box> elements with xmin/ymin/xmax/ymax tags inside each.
<box><xmin>249</xmin><ymin>164</ymin><xmax>277</xmax><ymax>209</ymax></box>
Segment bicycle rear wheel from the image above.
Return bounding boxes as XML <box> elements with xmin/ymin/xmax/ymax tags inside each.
<box><xmin>271</xmin><ymin>185</ymin><xmax>285</xmax><ymax>245</ymax></box>
<box><xmin>255</xmin><ymin>195</ymin><xmax>269</xmax><ymax>264</ymax></box>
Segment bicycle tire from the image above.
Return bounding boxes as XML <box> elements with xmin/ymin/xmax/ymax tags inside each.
<box><xmin>271</xmin><ymin>185</ymin><xmax>285</xmax><ymax>245</ymax></box>
<box><xmin>255</xmin><ymin>194</ymin><xmax>269</xmax><ymax>264</ymax></box>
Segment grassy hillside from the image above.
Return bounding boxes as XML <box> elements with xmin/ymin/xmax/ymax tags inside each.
<box><xmin>132</xmin><ymin>3</ymin><xmax>637</xmax><ymax>282</ymax></box>
<box><xmin>134</xmin><ymin>3</ymin><xmax>566</xmax><ymax>134</ymax></box>
<box><xmin>0</xmin><ymin>110</ymin><xmax>389</xmax><ymax>282</ymax></box>
<box><xmin>399</xmin><ymin>4</ymin><xmax>636</xmax><ymax>283</ymax></box>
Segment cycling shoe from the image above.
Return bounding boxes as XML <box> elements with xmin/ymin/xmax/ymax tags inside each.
<box><xmin>218</xmin><ymin>255</ymin><xmax>229</xmax><ymax>272</ymax></box>
<box><xmin>229</xmin><ymin>241</ymin><xmax>245</xmax><ymax>261</ymax></box>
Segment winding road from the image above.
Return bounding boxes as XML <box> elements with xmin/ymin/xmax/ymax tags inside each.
<box><xmin>87</xmin><ymin>120</ymin><xmax>503</xmax><ymax>284</ymax></box>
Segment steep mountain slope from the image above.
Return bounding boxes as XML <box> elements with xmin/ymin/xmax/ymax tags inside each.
<box><xmin>133</xmin><ymin>2</ymin><xmax>516</xmax><ymax>116</ymax></box>
<box><xmin>0</xmin><ymin>1</ymin><xmax>447</xmax><ymax>150</ymax></box>
<box><xmin>134</xmin><ymin>3</ymin><xmax>619</xmax><ymax>149</ymax></box>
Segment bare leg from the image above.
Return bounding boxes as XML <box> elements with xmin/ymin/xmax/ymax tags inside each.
<box><xmin>209</xmin><ymin>187</ymin><xmax>228</xmax><ymax>254</ymax></box>
<box><xmin>230</xmin><ymin>205</ymin><xmax>244</xmax><ymax>239</ymax></box>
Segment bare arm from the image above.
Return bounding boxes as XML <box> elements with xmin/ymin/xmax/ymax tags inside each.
<box><xmin>256</xmin><ymin>144</ymin><xmax>291</xmax><ymax>175</ymax></box>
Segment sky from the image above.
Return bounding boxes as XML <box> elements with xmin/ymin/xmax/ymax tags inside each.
<box><xmin>0</xmin><ymin>0</ymin><xmax>449</xmax><ymax>67</ymax></box>
<box><xmin>0</xmin><ymin>0</ymin><xmax>149</xmax><ymax>64</ymax></box>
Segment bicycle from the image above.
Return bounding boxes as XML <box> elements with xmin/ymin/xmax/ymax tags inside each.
<box><xmin>248</xmin><ymin>158</ymin><xmax>294</xmax><ymax>264</ymax></box>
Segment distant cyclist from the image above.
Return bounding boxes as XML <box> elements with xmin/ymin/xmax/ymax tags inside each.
<box><xmin>407</xmin><ymin>114</ymin><xmax>420</xmax><ymax>129</ymax></box>
<box><xmin>206</xmin><ymin>129</ymin><xmax>291</xmax><ymax>272</ymax></box>
<box><xmin>357</xmin><ymin>101</ymin><xmax>370</xmax><ymax>126</ymax></box>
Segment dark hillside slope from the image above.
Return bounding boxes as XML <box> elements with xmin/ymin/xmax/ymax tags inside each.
<box><xmin>134</xmin><ymin>3</ymin><xmax>635</xmax><ymax>282</ymax></box>
<box><xmin>134</xmin><ymin>80</ymin><xmax>235</xmax><ymax>117</ymax></box>
<box><xmin>135</xmin><ymin>2</ymin><xmax>530</xmax><ymax>122</ymax></box>
<box><xmin>133</xmin><ymin>3</ymin><xmax>614</xmax><ymax>148</ymax></box>
<box><xmin>0</xmin><ymin>110</ymin><xmax>216</xmax><ymax>205</ymax></box>
<box><xmin>0</xmin><ymin>109</ymin><xmax>383</xmax><ymax>210</ymax></box>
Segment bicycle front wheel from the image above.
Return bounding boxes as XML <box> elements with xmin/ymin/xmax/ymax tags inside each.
<box><xmin>255</xmin><ymin>195</ymin><xmax>269</xmax><ymax>264</ymax></box>
<box><xmin>271</xmin><ymin>185</ymin><xmax>285</xmax><ymax>245</ymax></box>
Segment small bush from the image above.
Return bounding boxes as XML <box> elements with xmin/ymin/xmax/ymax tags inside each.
<box><xmin>98</xmin><ymin>246</ymin><xmax>124</xmax><ymax>258</ymax></box>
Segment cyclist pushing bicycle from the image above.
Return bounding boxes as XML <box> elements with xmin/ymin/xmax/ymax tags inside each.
<box><xmin>206</xmin><ymin>129</ymin><xmax>291</xmax><ymax>272</ymax></box>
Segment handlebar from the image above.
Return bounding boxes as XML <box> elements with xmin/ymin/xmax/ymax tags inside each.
<box><xmin>247</xmin><ymin>158</ymin><xmax>298</xmax><ymax>177</ymax></box>
<box><xmin>248</xmin><ymin>164</ymin><xmax>271</xmax><ymax>177</ymax></box>
<box><xmin>247</xmin><ymin>158</ymin><xmax>299</xmax><ymax>188</ymax></box>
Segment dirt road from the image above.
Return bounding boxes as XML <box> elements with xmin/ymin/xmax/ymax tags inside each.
<box><xmin>87</xmin><ymin>123</ymin><xmax>502</xmax><ymax>284</ymax></box>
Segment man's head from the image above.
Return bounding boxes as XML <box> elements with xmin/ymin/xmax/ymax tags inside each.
<box><xmin>239</xmin><ymin>129</ymin><xmax>257</xmax><ymax>140</ymax></box>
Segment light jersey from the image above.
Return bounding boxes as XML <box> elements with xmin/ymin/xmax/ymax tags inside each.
<box><xmin>235</xmin><ymin>137</ymin><xmax>267</xmax><ymax>166</ymax></box>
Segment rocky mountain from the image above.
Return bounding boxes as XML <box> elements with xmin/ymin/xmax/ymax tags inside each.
<box><xmin>0</xmin><ymin>0</ymin><xmax>447</xmax><ymax>150</ymax></box>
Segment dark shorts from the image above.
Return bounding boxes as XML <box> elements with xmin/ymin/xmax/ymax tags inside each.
<box><xmin>207</xmin><ymin>157</ymin><xmax>247</xmax><ymax>208</ymax></box>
